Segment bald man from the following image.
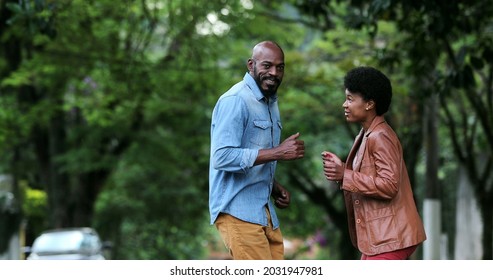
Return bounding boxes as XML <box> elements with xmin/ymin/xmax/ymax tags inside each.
<box><xmin>209</xmin><ymin>41</ymin><xmax>305</xmax><ymax>260</ymax></box>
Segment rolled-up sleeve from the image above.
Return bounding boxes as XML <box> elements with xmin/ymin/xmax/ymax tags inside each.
<box><xmin>211</xmin><ymin>95</ymin><xmax>257</xmax><ymax>173</ymax></box>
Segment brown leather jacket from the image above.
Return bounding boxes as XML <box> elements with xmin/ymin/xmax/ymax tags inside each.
<box><xmin>341</xmin><ymin>116</ymin><xmax>426</xmax><ymax>256</ymax></box>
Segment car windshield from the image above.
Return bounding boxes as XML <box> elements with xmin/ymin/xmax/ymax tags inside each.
<box><xmin>32</xmin><ymin>231</ymin><xmax>89</xmax><ymax>253</ymax></box>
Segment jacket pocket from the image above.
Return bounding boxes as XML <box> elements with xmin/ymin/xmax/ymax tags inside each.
<box><xmin>366</xmin><ymin>207</ymin><xmax>398</xmax><ymax>247</ymax></box>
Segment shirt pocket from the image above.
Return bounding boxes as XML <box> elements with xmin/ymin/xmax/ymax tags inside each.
<box><xmin>250</xmin><ymin>120</ymin><xmax>273</xmax><ymax>147</ymax></box>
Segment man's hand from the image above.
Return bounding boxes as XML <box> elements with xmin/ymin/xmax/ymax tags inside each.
<box><xmin>276</xmin><ymin>132</ymin><xmax>305</xmax><ymax>161</ymax></box>
<box><xmin>272</xmin><ymin>181</ymin><xmax>291</xmax><ymax>209</ymax></box>
<box><xmin>255</xmin><ymin>133</ymin><xmax>305</xmax><ymax>165</ymax></box>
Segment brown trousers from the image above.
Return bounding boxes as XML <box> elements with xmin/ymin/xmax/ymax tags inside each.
<box><xmin>215</xmin><ymin>208</ymin><xmax>284</xmax><ymax>260</ymax></box>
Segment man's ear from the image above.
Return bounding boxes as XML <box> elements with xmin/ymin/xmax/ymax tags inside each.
<box><xmin>247</xmin><ymin>58</ymin><xmax>254</xmax><ymax>72</ymax></box>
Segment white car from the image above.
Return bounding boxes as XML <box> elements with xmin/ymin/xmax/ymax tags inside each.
<box><xmin>26</xmin><ymin>227</ymin><xmax>109</xmax><ymax>260</ymax></box>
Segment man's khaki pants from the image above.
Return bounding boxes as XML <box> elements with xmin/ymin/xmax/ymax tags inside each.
<box><xmin>215</xmin><ymin>209</ymin><xmax>284</xmax><ymax>260</ymax></box>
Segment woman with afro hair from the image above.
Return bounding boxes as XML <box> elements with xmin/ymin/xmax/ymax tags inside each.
<box><xmin>322</xmin><ymin>66</ymin><xmax>426</xmax><ymax>260</ymax></box>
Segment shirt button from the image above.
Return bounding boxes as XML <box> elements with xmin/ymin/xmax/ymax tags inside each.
<box><xmin>354</xmin><ymin>200</ymin><xmax>360</xmax><ymax>205</ymax></box>
<box><xmin>356</xmin><ymin>219</ymin><xmax>361</xmax><ymax>224</ymax></box>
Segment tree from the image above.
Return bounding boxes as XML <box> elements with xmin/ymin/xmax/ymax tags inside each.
<box><xmin>258</xmin><ymin>0</ymin><xmax>430</xmax><ymax>259</ymax></box>
<box><xmin>7</xmin><ymin>0</ymin><xmax>486</xmax><ymax>260</ymax></box>
<box><xmin>1</xmin><ymin>0</ymin><xmax>330</xmax><ymax>259</ymax></box>
<box><xmin>286</xmin><ymin>0</ymin><xmax>493</xmax><ymax>259</ymax></box>
<box><xmin>0</xmin><ymin>0</ymin><xmax>238</xmax><ymax>257</ymax></box>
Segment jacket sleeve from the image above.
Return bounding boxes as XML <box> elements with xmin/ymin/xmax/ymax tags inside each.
<box><xmin>341</xmin><ymin>129</ymin><xmax>401</xmax><ymax>200</ymax></box>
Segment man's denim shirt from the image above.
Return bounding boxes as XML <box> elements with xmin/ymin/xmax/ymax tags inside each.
<box><xmin>209</xmin><ymin>73</ymin><xmax>282</xmax><ymax>229</ymax></box>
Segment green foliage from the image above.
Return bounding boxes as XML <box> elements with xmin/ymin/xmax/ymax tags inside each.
<box><xmin>22</xmin><ymin>186</ymin><xmax>47</xmax><ymax>217</ymax></box>
<box><xmin>332</xmin><ymin>0</ymin><xmax>493</xmax><ymax>260</ymax></box>
<box><xmin>3</xmin><ymin>0</ymin><xmax>491</xmax><ymax>260</ymax></box>
<box><xmin>21</xmin><ymin>184</ymin><xmax>48</xmax><ymax>242</ymax></box>
<box><xmin>0</xmin><ymin>0</ymin><xmax>379</xmax><ymax>259</ymax></box>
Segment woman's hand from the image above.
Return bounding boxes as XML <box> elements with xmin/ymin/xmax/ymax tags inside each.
<box><xmin>321</xmin><ymin>151</ymin><xmax>344</xmax><ymax>183</ymax></box>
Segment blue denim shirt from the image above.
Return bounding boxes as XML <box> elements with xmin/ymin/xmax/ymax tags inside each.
<box><xmin>209</xmin><ymin>73</ymin><xmax>282</xmax><ymax>229</ymax></box>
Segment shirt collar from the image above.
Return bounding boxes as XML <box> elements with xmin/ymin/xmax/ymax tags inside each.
<box><xmin>243</xmin><ymin>72</ymin><xmax>278</xmax><ymax>102</ymax></box>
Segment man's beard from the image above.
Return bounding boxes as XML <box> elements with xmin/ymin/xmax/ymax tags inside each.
<box><xmin>253</xmin><ymin>67</ymin><xmax>280</xmax><ymax>97</ymax></box>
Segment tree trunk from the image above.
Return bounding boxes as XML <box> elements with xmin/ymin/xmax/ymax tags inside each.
<box><xmin>478</xmin><ymin>186</ymin><xmax>493</xmax><ymax>259</ymax></box>
<box><xmin>47</xmin><ymin>112</ymin><xmax>70</xmax><ymax>228</ymax></box>
<box><xmin>423</xmin><ymin>93</ymin><xmax>442</xmax><ymax>259</ymax></box>
<box><xmin>454</xmin><ymin>167</ymin><xmax>482</xmax><ymax>259</ymax></box>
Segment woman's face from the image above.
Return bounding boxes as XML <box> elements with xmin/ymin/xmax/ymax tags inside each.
<box><xmin>342</xmin><ymin>89</ymin><xmax>373</xmax><ymax>124</ymax></box>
